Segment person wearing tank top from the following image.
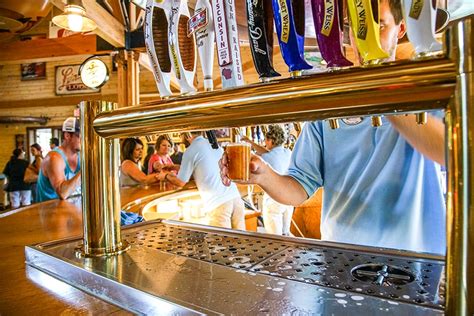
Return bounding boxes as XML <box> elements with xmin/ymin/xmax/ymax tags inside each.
<box><xmin>36</xmin><ymin>117</ymin><xmax>82</xmax><ymax>202</ymax></box>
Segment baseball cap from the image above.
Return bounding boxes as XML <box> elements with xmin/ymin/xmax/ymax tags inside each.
<box><xmin>62</xmin><ymin>117</ymin><xmax>80</xmax><ymax>133</ymax></box>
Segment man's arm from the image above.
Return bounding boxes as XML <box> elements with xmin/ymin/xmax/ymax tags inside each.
<box><xmin>122</xmin><ymin>160</ymin><xmax>159</xmax><ymax>185</ymax></box>
<box><xmin>220</xmin><ymin>154</ymin><xmax>308</xmax><ymax>206</ymax></box>
<box><xmin>164</xmin><ymin>172</ymin><xmax>187</xmax><ymax>188</ymax></box>
<box><xmin>241</xmin><ymin>136</ymin><xmax>269</xmax><ymax>156</ymax></box>
<box><xmin>387</xmin><ymin>114</ymin><xmax>445</xmax><ymax>166</ymax></box>
<box><xmin>44</xmin><ymin>153</ymin><xmax>81</xmax><ymax>200</ymax></box>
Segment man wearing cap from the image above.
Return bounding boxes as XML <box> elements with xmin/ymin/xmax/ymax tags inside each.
<box><xmin>37</xmin><ymin>117</ymin><xmax>81</xmax><ymax>202</ymax></box>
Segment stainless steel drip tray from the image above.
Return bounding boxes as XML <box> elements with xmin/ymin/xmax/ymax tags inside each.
<box><xmin>25</xmin><ymin>220</ymin><xmax>444</xmax><ymax>315</ymax></box>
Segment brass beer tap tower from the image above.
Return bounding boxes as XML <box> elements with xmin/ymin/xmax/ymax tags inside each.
<box><xmin>77</xmin><ymin>16</ymin><xmax>473</xmax><ymax>315</ymax></box>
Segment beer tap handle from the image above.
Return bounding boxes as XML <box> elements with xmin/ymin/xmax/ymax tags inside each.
<box><xmin>328</xmin><ymin>119</ymin><xmax>340</xmax><ymax>129</ymax></box>
<box><xmin>371</xmin><ymin>116</ymin><xmax>382</xmax><ymax>127</ymax></box>
<box><xmin>416</xmin><ymin>112</ymin><xmax>427</xmax><ymax>125</ymax></box>
<box><xmin>206</xmin><ymin>130</ymin><xmax>219</xmax><ymax>149</ymax></box>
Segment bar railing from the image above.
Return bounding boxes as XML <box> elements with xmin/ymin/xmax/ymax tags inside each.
<box><xmin>78</xmin><ymin>16</ymin><xmax>473</xmax><ymax>316</ymax></box>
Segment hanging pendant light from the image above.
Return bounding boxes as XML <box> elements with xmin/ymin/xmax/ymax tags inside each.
<box><xmin>52</xmin><ymin>0</ymin><xmax>97</xmax><ymax>33</ymax></box>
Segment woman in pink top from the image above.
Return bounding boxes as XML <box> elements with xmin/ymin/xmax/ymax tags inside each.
<box><xmin>148</xmin><ymin>134</ymin><xmax>180</xmax><ymax>174</ymax></box>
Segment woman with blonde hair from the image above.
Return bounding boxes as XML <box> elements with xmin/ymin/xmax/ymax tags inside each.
<box><xmin>148</xmin><ymin>134</ymin><xmax>180</xmax><ymax>174</ymax></box>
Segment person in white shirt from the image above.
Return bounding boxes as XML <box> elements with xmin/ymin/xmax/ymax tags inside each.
<box><xmin>164</xmin><ymin>132</ymin><xmax>245</xmax><ymax>230</ymax></box>
<box><xmin>243</xmin><ymin>125</ymin><xmax>293</xmax><ymax>235</ymax></box>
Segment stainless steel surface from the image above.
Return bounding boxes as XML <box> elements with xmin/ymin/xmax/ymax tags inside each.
<box><xmin>79</xmin><ymin>101</ymin><xmax>129</xmax><ymax>257</ymax></box>
<box><xmin>26</xmin><ymin>220</ymin><xmax>444</xmax><ymax>315</ymax></box>
<box><xmin>445</xmin><ymin>16</ymin><xmax>474</xmax><ymax>316</ymax></box>
<box><xmin>93</xmin><ymin>58</ymin><xmax>455</xmax><ymax>138</ymax></box>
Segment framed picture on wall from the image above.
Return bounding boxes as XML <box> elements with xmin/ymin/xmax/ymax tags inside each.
<box><xmin>21</xmin><ymin>62</ymin><xmax>46</xmax><ymax>81</ymax></box>
<box><xmin>215</xmin><ymin>128</ymin><xmax>232</xmax><ymax>142</ymax></box>
<box><xmin>55</xmin><ymin>65</ymin><xmax>100</xmax><ymax>95</ymax></box>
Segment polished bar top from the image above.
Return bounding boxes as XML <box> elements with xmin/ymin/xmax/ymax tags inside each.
<box><xmin>0</xmin><ymin>198</ymin><xmax>129</xmax><ymax>314</ymax></box>
<box><xmin>0</xmin><ymin>183</ymin><xmax>179</xmax><ymax>314</ymax></box>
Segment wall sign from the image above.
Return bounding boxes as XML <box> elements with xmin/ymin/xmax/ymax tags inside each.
<box><xmin>55</xmin><ymin>64</ymin><xmax>100</xmax><ymax>95</ymax></box>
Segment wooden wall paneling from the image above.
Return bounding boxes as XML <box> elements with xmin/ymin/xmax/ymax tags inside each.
<box><xmin>0</xmin><ymin>105</ymin><xmax>76</xmax><ymax>170</ymax></box>
<box><xmin>0</xmin><ymin>55</ymin><xmax>118</xmax><ymax>104</ymax></box>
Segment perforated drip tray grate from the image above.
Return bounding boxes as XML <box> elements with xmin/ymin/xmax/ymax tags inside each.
<box><xmin>123</xmin><ymin>222</ymin><xmax>445</xmax><ymax>310</ymax></box>
<box><xmin>123</xmin><ymin>224</ymin><xmax>288</xmax><ymax>269</ymax></box>
<box><xmin>249</xmin><ymin>246</ymin><xmax>445</xmax><ymax>309</ymax></box>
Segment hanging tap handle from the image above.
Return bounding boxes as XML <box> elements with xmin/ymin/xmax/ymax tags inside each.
<box><xmin>371</xmin><ymin>116</ymin><xmax>382</xmax><ymax>127</ymax></box>
<box><xmin>328</xmin><ymin>119</ymin><xmax>340</xmax><ymax>129</ymax></box>
<box><xmin>416</xmin><ymin>112</ymin><xmax>428</xmax><ymax>125</ymax></box>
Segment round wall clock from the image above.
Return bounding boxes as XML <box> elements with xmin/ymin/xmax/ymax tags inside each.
<box><xmin>79</xmin><ymin>57</ymin><xmax>109</xmax><ymax>89</ymax></box>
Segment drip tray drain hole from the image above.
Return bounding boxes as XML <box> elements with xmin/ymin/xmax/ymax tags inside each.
<box><xmin>351</xmin><ymin>264</ymin><xmax>415</xmax><ymax>286</ymax></box>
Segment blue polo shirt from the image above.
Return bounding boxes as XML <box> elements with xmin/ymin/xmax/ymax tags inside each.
<box><xmin>261</xmin><ymin>146</ymin><xmax>292</xmax><ymax>173</ymax></box>
<box><xmin>287</xmin><ymin>115</ymin><xmax>446</xmax><ymax>255</ymax></box>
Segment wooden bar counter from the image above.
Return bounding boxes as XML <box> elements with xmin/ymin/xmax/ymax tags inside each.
<box><xmin>0</xmin><ymin>181</ymin><xmax>262</xmax><ymax>314</ymax></box>
<box><xmin>0</xmin><ymin>182</ymin><xmax>185</xmax><ymax>315</ymax></box>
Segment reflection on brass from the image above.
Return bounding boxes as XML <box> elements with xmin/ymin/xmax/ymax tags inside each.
<box><xmin>94</xmin><ymin>58</ymin><xmax>455</xmax><ymax>138</ymax></box>
<box><xmin>371</xmin><ymin>116</ymin><xmax>382</xmax><ymax>127</ymax></box>
<box><xmin>362</xmin><ymin>59</ymin><xmax>383</xmax><ymax>67</ymax></box>
<box><xmin>78</xmin><ymin>101</ymin><xmax>129</xmax><ymax>257</ymax></box>
<box><xmin>445</xmin><ymin>16</ymin><xmax>474</xmax><ymax>316</ymax></box>
<box><xmin>328</xmin><ymin>119</ymin><xmax>339</xmax><ymax>129</ymax></box>
<box><xmin>415</xmin><ymin>112</ymin><xmax>427</xmax><ymax>125</ymax></box>
<box><xmin>415</xmin><ymin>51</ymin><xmax>445</xmax><ymax>60</ymax></box>
<box><xmin>293</xmin><ymin>122</ymin><xmax>301</xmax><ymax>134</ymax></box>
<box><xmin>290</xmin><ymin>70</ymin><xmax>303</xmax><ymax>78</ymax></box>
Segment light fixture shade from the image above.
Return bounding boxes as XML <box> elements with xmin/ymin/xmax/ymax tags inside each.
<box><xmin>52</xmin><ymin>3</ymin><xmax>97</xmax><ymax>32</ymax></box>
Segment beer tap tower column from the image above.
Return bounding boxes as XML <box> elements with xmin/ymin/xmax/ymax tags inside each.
<box><xmin>446</xmin><ymin>16</ymin><xmax>473</xmax><ymax>316</ymax></box>
<box><xmin>78</xmin><ymin>100</ymin><xmax>129</xmax><ymax>257</ymax></box>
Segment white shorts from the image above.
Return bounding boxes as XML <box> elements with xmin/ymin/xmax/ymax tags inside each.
<box><xmin>9</xmin><ymin>190</ymin><xmax>32</xmax><ymax>209</ymax></box>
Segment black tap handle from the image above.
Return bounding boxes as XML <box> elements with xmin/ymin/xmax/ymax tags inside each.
<box><xmin>206</xmin><ymin>130</ymin><xmax>219</xmax><ymax>149</ymax></box>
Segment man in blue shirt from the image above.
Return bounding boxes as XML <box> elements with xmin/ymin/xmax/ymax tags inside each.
<box><xmin>221</xmin><ymin>0</ymin><xmax>446</xmax><ymax>254</ymax></box>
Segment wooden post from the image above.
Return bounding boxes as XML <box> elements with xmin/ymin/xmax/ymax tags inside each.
<box><xmin>117</xmin><ymin>50</ymin><xmax>140</xmax><ymax>108</ymax></box>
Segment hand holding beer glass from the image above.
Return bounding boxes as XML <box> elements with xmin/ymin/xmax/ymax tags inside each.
<box><xmin>224</xmin><ymin>142</ymin><xmax>251</xmax><ymax>182</ymax></box>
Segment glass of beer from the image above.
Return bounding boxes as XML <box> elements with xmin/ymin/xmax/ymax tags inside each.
<box><xmin>225</xmin><ymin>142</ymin><xmax>251</xmax><ymax>182</ymax></box>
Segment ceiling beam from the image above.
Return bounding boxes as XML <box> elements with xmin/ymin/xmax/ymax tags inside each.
<box><xmin>49</xmin><ymin>0</ymin><xmax>125</xmax><ymax>47</ymax></box>
<box><xmin>0</xmin><ymin>94</ymin><xmax>118</xmax><ymax>109</ymax></box>
<box><xmin>0</xmin><ymin>34</ymin><xmax>108</xmax><ymax>63</ymax></box>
